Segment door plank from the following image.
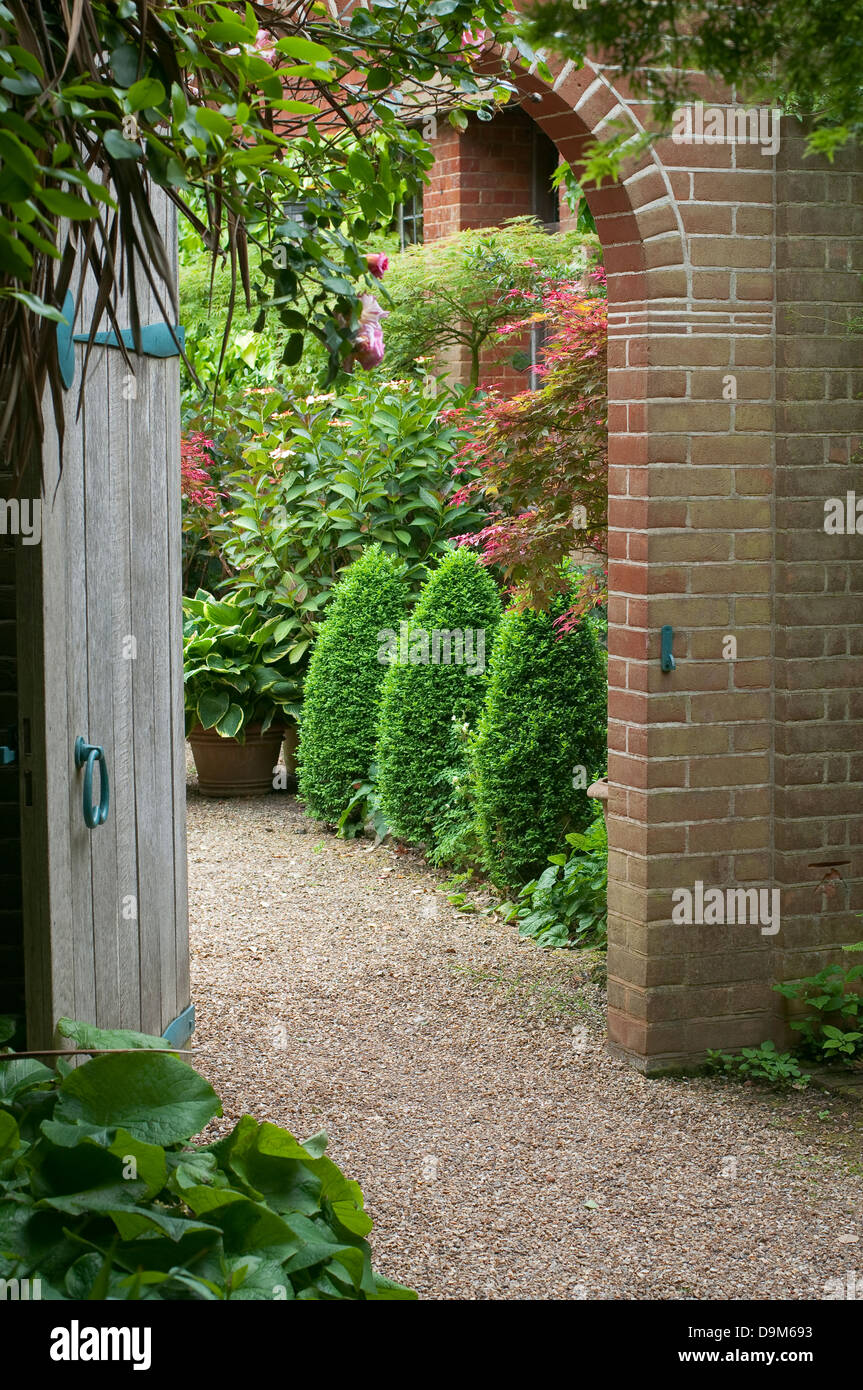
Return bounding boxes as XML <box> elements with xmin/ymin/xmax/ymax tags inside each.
<box><xmin>84</xmin><ymin>343</ymin><xmax>121</xmax><ymax>1026</ymax></box>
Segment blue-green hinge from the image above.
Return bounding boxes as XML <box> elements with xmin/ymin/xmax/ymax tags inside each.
<box><xmin>57</xmin><ymin>291</ymin><xmax>184</xmax><ymax>389</ymax></box>
<box><xmin>0</xmin><ymin>726</ymin><xmax>17</xmax><ymax>767</ymax></box>
<box><xmin>163</xmin><ymin>1003</ymin><xmax>195</xmax><ymax>1050</ymax></box>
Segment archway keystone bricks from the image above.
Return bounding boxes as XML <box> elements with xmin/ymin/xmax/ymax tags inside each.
<box><xmin>424</xmin><ymin>60</ymin><xmax>863</xmax><ymax>1069</ymax></box>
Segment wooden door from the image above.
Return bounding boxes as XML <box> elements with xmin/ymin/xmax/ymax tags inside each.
<box><xmin>17</xmin><ymin>193</ymin><xmax>190</xmax><ymax>1049</ymax></box>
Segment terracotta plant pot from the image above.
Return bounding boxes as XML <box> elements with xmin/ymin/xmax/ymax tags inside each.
<box><xmin>282</xmin><ymin>725</ymin><xmax>299</xmax><ymax>787</ymax></box>
<box><xmin>189</xmin><ymin>723</ymin><xmax>284</xmax><ymax>797</ymax></box>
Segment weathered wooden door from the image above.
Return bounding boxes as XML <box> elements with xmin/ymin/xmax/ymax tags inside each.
<box><xmin>17</xmin><ymin>192</ymin><xmax>190</xmax><ymax>1050</ymax></box>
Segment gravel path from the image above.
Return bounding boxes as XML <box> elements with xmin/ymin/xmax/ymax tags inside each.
<box><xmin>187</xmin><ymin>772</ymin><xmax>863</xmax><ymax>1301</ymax></box>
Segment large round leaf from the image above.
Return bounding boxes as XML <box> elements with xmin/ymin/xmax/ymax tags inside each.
<box><xmin>197</xmin><ymin>688</ymin><xmax>229</xmax><ymax>729</ymax></box>
<box><xmin>56</xmin><ymin>1053</ymin><xmax>221</xmax><ymax>1145</ymax></box>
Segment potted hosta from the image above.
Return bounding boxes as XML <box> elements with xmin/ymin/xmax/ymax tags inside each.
<box><xmin>183</xmin><ymin>591</ymin><xmax>302</xmax><ymax>796</ymax></box>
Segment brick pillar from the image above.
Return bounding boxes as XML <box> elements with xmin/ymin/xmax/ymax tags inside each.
<box><xmin>434</xmin><ymin>55</ymin><xmax>863</xmax><ymax>1067</ymax></box>
<box><xmin>773</xmin><ymin>128</ymin><xmax>863</xmax><ymax>1002</ymax></box>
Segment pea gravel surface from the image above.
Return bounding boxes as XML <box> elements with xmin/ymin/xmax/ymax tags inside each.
<box><xmin>187</xmin><ymin>771</ymin><xmax>863</xmax><ymax>1301</ymax></box>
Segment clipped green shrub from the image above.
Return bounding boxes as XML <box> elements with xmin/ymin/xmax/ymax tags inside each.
<box><xmin>376</xmin><ymin>550</ymin><xmax>502</xmax><ymax>857</ymax></box>
<box><xmin>298</xmin><ymin>546</ymin><xmax>409</xmax><ymax>825</ymax></box>
<box><xmin>0</xmin><ymin>1016</ymin><xmax>415</xmax><ymax>1300</ymax></box>
<box><xmin>473</xmin><ymin>592</ymin><xmax>607</xmax><ymax>890</ymax></box>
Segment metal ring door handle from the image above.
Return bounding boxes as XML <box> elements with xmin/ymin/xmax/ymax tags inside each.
<box><xmin>74</xmin><ymin>736</ymin><xmax>110</xmax><ymax>829</ymax></box>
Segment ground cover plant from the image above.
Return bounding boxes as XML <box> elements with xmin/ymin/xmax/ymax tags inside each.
<box><xmin>705</xmin><ymin>1041</ymin><xmax>811</xmax><ymax>1090</ymax></box>
<box><xmin>0</xmin><ymin>1017</ymin><xmax>414</xmax><ymax>1300</ymax></box>
<box><xmin>298</xmin><ymin>546</ymin><xmax>410</xmax><ymax>826</ymax></box>
<box><xmin>774</xmin><ymin>943</ymin><xmax>863</xmax><ymax>1066</ymax></box>
<box><xmin>501</xmin><ymin>811</ymin><xmax>608</xmax><ymax>950</ymax></box>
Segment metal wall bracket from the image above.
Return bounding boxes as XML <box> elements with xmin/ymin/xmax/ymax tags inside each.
<box><xmin>660</xmin><ymin>625</ymin><xmax>676</xmax><ymax>672</ymax></box>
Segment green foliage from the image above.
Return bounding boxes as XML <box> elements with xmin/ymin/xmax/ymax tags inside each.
<box><xmin>705</xmin><ymin>1041</ymin><xmax>811</xmax><ymax>1090</ymax></box>
<box><xmin>182</xmin><ymin>590</ymin><xmax>302</xmax><ymax>740</ymax></box>
<box><xmin>212</xmin><ymin>375</ymin><xmax>489</xmax><ymax>654</ymax></box>
<box><xmin>503</xmin><ymin>812</ymin><xmax>607</xmax><ymax>950</ymax></box>
<box><xmin>383</xmin><ymin>217</ymin><xmax>599</xmax><ymax>385</ymax></box>
<box><xmin>0</xmin><ymin>1020</ymin><xmax>414</xmax><ymax>1300</ymax></box>
<box><xmin>298</xmin><ymin>546</ymin><xmax>410</xmax><ymax>825</ymax></box>
<box><xmin>528</xmin><ymin>0</ymin><xmax>863</xmax><ymax>172</ymax></box>
<box><xmin>1</xmin><ymin>0</ymin><xmax>523</xmax><ymax>470</ymax></box>
<box><xmin>178</xmin><ymin>213</ymin><xmax>338</xmax><ymax>400</ymax></box>
<box><xmin>336</xmin><ymin>763</ymin><xmax>391</xmax><ymax>845</ymax></box>
<box><xmin>473</xmin><ymin>591</ymin><xmax>607</xmax><ymax>890</ymax></box>
<box><xmin>774</xmin><ymin>943</ymin><xmax>863</xmax><ymax>1065</ymax></box>
<box><xmin>377</xmin><ymin>549</ymin><xmax>502</xmax><ymax>855</ymax></box>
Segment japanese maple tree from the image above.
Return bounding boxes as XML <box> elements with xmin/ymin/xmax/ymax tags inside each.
<box><xmin>450</xmin><ymin>268</ymin><xmax>608</xmax><ymax>628</ymax></box>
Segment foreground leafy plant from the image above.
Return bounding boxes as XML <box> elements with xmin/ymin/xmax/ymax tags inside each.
<box><xmin>0</xmin><ymin>1019</ymin><xmax>414</xmax><ymax>1300</ymax></box>
<box><xmin>705</xmin><ymin>1041</ymin><xmax>811</xmax><ymax>1090</ymax></box>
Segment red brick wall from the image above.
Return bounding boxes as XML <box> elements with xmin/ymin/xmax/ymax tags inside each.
<box><xmin>424</xmin><ymin>106</ymin><xmax>542</xmax><ymax>395</ymax></box>
<box><xmin>424</xmin><ymin>105</ymin><xmax>536</xmax><ymax>240</ymax></box>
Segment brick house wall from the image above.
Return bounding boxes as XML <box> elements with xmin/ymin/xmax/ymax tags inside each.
<box><xmin>423</xmin><ymin>104</ymin><xmax>556</xmax><ymax>394</ymax></box>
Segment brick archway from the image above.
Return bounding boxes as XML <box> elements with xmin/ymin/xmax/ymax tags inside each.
<box><xmin>424</xmin><ymin>59</ymin><xmax>863</xmax><ymax>1070</ymax></box>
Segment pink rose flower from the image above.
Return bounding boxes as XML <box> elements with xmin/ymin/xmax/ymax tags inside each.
<box><xmin>366</xmin><ymin>253</ymin><xmax>389</xmax><ymax>279</ymax></box>
<box><xmin>353</xmin><ymin>320</ymin><xmax>385</xmax><ymax>369</ymax></box>
<box><xmin>349</xmin><ymin>294</ymin><xmax>388</xmax><ymax>370</ymax></box>
<box><xmin>359</xmin><ymin>293</ymin><xmax>387</xmax><ymax>325</ymax></box>
<box><xmin>255</xmin><ymin>29</ymin><xmax>276</xmax><ymax>62</ymax></box>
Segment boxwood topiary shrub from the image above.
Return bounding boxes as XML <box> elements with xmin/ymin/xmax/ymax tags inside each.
<box><xmin>298</xmin><ymin>545</ymin><xmax>409</xmax><ymax>824</ymax></box>
<box><xmin>473</xmin><ymin>592</ymin><xmax>607</xmax><ymax>891</ymax></box>
<box><xmin>377</xmin><ymin>549</ymin><xmax>501</xmax><ymax>858</ymax></box>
